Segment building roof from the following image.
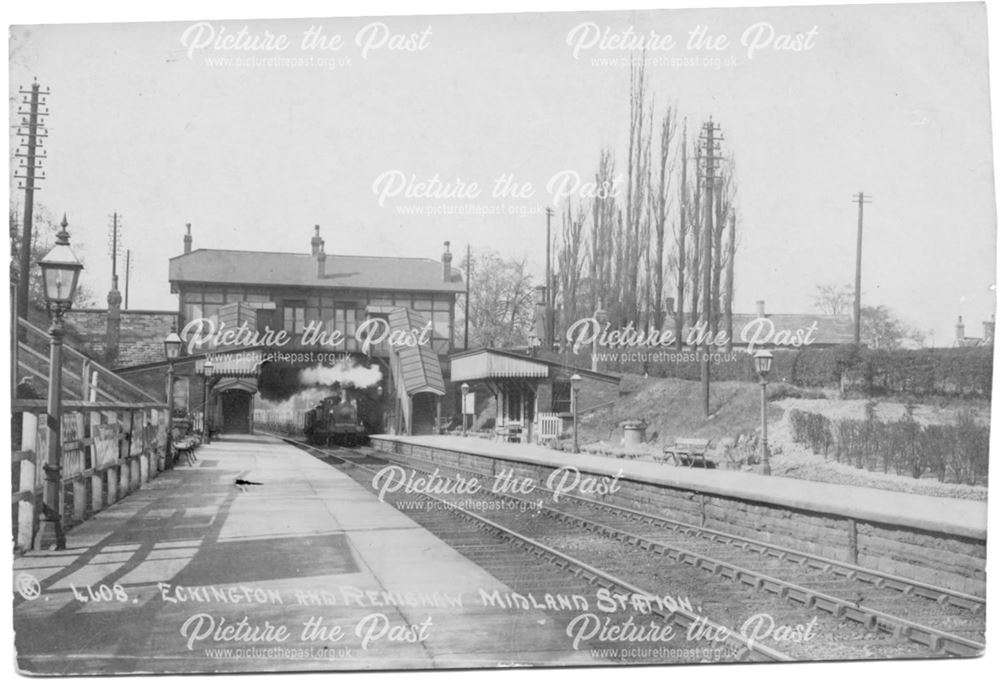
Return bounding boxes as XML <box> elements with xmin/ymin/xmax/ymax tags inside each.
<box><xmin>451</xmin><ymin>347</ymin><xmax>621</xmax><ymax>383</ymax></box>
<box><xmin>169</xmin><ymin>249</ymin><xmax>465</xmax><ymax>293</ymax></box>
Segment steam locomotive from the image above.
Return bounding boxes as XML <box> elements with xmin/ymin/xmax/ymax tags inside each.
<box><xmin>303</xmin><ymin>393</ymin><xmax>367</xmax><ymax>447</ymax></box>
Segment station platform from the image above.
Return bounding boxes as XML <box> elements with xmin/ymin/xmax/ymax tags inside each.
<box><xmin>13</xmin><ymin>434</ymin><xmax>591</xmax><ymax>674</ymax></box>
<box><xmin>372</xmin><ymin>435</ymin><xmax>987</xmax><ymax>541</ymax></box>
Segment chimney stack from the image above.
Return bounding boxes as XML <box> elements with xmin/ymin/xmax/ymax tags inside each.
<box><xmin>983</xmin><ymin>315</ymin><xmax>995</xmax><ymax>344</ymax></box>
<box><xmin>956</xmin><ymin>315</ymin><xmax>966</xmax><ymax>342</ymax></box>
<box><xmin>756</xmin><ymin>300</ymin><xmax>766</xmax><ymax>318</ymax></box>
<box><xmin>442</xmin><ymin>241</ymin><xmax>452</xmax><ymax>282</ymax></box>
<box><xmin>317</xmin><ymin>239</ymin><xmax>326</xmax><ymax>277</ymax></box>
<box><xmin>311</xmin><ymin>225</ymin><xmax>323</xmax><ymax>256</ymax></box>
<box><xmin>184</xmin><ymin>223</ymin><xmax>192</xmax><ymax>254</ymax></box>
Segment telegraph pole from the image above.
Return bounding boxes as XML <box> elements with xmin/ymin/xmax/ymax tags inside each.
<box><xmin>108</xmin><ymin>212</ymin><xmax>122</xmax><ymax>289</ymax></box>
<box><xmin>106</xmin><ymin>213</ymin><xmax>124</xmax><ymax>366</ymax></box>
<box><xmin>699</xmin><ymin>118</ymin><xmax>722</xmax><ymax>418</ymax></box>
<box><xmin>545</xmin><ymin>207</ymin><xmax>554</xmax><ymax>350</ymax></box>
<box><xmin>124</xmin><ymin>249</ymin><xmax>131</xmax><ymax>309</ymax></box>
<box><xmin>14</xmin><ymin>80</ymin><xmax>50</xmax><ymax>329</ymax></box>
<box><xmin>464</xmin><ymin>244</ymin><xmax>471</xmax><ymax>349</ymax></box>
<box><xmin>852</xmin><ymin>192</ymin><xmax>871</xmax><ymax>345</ymax></box>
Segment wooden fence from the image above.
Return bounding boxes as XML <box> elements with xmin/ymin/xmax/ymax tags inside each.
<box><xmin>535</xmin><ymin>412</ymin><xmax>564</xmax><ymax>444</ymax></box>
<box><xmin>12</xmin><ymin>399</ymin><xmax>169</xmax><ymax>552</ymax></box>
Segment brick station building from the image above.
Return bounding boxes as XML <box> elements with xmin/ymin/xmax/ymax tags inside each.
<box><xmin>116</xmin><ymin>225</ymin><xmax>465</xmax><ymax>436</ymax></box>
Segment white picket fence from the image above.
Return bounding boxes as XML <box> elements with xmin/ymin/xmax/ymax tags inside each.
<box><xmin>536</xmin><ymin>412</ymin><xmax>563</xmax><ymax>444</ymax></box>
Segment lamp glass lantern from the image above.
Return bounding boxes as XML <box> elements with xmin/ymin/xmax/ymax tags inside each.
<box><xmin>164</xmin><ymin>329</ymin><xmax>183</xmax><ymax>360</ymax></box>
<box><xmin>38</xmin><ymin>225</ymin><xmax>83</xmax><ymax>307</ymax></box>
<box><xmin>753</xmin><ymin>350</ymin><xmax>773</xmax><ymax>380</ymax></box>
<box><xmin>203</xmin><ymin>359</ymin><xmax>214</xmax><ymax>376</ymax></box>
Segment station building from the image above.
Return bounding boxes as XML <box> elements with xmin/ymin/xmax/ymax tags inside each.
<box><xmin>117</xmin><ymin>225</ymin><xmax>465</xmax><ymax>436</ymax></box>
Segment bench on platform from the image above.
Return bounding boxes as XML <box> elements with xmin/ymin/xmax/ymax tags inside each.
<box><xmin>173</xmin><ymin>435</ymin><xmax>201</xmax><ymax>466</ymax></box>
<box><xmin>659</xmin><ymin>437</ymin><xmax>715</xmax><ymax>468</ymax></box>
<box><xmin>495</xmin><ymin>423</ymin><xmax>523</xmax><ymax>443</ymax></box>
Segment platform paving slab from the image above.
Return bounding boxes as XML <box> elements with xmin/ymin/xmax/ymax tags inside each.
<box><xmin>13</xmin><ymin>434</ymin><xmax>593</xmax><ymax>674</ymax></box>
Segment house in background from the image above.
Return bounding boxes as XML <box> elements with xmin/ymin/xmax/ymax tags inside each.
<box><xmin>954</xmin><ymin>315</ymin><xmax>995</xmax><ymax>348</ymax></box>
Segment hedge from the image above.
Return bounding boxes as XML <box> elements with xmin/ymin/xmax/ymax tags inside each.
<box><xmin>789</xmin><ymin>407</ymin><xmax>989</xmax><ymax>484</ymax></box>
<box><xmin>603</xmin><ymin>345</ymin><xmax>992</xmax><ymax>398</ymax></box>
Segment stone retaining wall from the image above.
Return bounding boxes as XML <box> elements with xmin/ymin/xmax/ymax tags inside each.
<box><xmin>371</xmin><ymin>436</ymin><xmax>986</xmax><ymax>597</ymax></box>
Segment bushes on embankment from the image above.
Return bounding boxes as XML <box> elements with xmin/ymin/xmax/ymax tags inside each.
<box><xmin>789</xmin><ymin>407</ymin><xmax>989</xmax><ymax>485</ymax></box>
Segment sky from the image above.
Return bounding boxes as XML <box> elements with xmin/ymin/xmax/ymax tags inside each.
<box><xmin>7</xmin><ymin>1</ymin><xmax>997</xmax><ymax>346</ymax></box>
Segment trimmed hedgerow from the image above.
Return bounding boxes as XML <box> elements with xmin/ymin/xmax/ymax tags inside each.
<box><xmin>788</xmin><ymin>406</ymin><xmax>988</xmax><ymax>485</ymax></box>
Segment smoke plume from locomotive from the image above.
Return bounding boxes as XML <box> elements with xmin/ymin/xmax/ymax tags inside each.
<box><xmin>299</xmin><ymin>363</ymin><xmax>382</xmax><ymax>389</ymax></box>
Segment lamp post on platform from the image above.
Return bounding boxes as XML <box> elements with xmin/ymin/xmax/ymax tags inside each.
<box><xmin>163</xmin><ymin>326</ymin><xmax>182</xmax><ymax>469</ymax></box>
<box><xmin>570</xmin><ymin>373</ymin><xmax>582</xmax><ymax>454</ymax></box>
<box><xmin>37</xmin><ymin>214</ymin><xmax>83</xmax><ymax>550</ymax></box>
<box><xmin>460</xmin><ymin>382</ymin><xmax>469</xmax><ymax>436</ymax></box>
<box><xmin>202</xmin><ymin>359</ymin><xmax>214</xmax><ymax>444</ymax></box>
<box><xmin>754</xmin><ymin>349</ymin><xmax>774</xmax><ymax>475</ymax></box>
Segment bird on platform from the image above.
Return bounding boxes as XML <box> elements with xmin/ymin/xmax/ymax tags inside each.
<box><xmin>235</xmin><ymin>478</ymin><xmax>263</xmax><ymax>493</ymax></box>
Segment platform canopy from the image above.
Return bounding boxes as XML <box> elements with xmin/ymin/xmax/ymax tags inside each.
<box><xmin>451</xmin><ymin>348</ymin><xmax>549</xmax><ymax>382</ymax></box>
<box><xmin>194</xmin><ymin>350</ymin><xmax>263</xmax><ymax>377</ymax></box>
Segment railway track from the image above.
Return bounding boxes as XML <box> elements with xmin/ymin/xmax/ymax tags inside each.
<box><xmin>277</xmin><ymin>437</ymin><xmax>788</xmax><ymax>663</ymax></box>
<box><xmin>274</xmin><ymin>435</ymin><xmax>984</xmax><ymax>662</ymax></box>
<box><xmin>367</xmin><ymin>444</ymin><xmax>986</xmax><ymax>658</ymax></box>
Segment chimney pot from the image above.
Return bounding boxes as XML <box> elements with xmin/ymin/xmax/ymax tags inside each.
<box><xmin>183</xmin><ymin>223</ymin><xmax>193</xmax><ymax>254</ymax></box>
<box><xmin>317</xmin><ymin>244</ymin><xmax>326</xmax><ymax>278</ymax></box>
<box><xmin>311</xmin><ymin>225</ymin><xmax>323</xmax><ymax>256</ymax></box>
<box><xmin>756</xmin><ymin>300</ymin><xmax>766</xmax><ymax>317</ymax></box>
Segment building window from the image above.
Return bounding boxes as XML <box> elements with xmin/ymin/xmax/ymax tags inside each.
<box><xmin>283</xmin><ymin>301</ymin><xmax>306</xmax><ymax>334</ymax></box>
<box><xmin>552</xmin><ymin>380</ymin><xmax>571</xmax><ymax>414</ymax></box>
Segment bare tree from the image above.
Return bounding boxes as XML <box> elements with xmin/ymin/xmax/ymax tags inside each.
<box><xmin>466</xmin><ymin>249</ymin><xmax>535</xmax><ymax>348</ymax></box>
<box><xmin>813</xmin><ymin>283</ymin><xmax>854</xmax><ymax>316</ymax></box>
<box><xmin>672</xmin><ymin>118</ymin><xmax>690</xmax><ymax>350</ymax></box>
<box><xmin>711</xmin><ymin>163</ymin><xmax>737</xmax><ymax>337</ymax></box>
<box><xmin>555</xmin><ymin>198</ymin><xmax>587</xmax><ymax>330</ymax></box>
<box><xmin>650</xmin><ymin>106</ymin><xmax>676</xmax><ymax>330</ymax></box>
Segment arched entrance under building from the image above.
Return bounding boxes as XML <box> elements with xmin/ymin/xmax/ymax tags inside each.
<box><xmin>221</xmin><ymin>390</ymin><xmax>253</xmax><ymax>434</ymax></box>
<box><xmin>210</xmin><ymin>377</ymin><xmax>258</xmax><ymax>435</ymax></box>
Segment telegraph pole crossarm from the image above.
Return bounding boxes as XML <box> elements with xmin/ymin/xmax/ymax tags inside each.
<box><xmin>14</xmin><ymin>80</ymin><xmax>51</xmax><ymax>333</ymax></box>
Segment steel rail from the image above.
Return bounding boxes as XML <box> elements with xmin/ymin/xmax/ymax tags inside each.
<box><xmin>380</xmin><ymin>447</ymin><xmax>985</xmax><ymax>612</ymax></box>
<box><xmin>277</xmin><ymin>436</ymin><xmax>795</xmax><ymax>663</ymax></box>
<box><xmin>364</xmin><ymin>445</ymin><xmax>985</xmax><ymax>657</ymax></box>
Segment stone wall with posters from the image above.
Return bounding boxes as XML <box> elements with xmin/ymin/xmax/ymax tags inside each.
<box><xmin>63</xmin><ymin>309</ymin><xmax>179</xmax><ymax>368</ymax></box>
